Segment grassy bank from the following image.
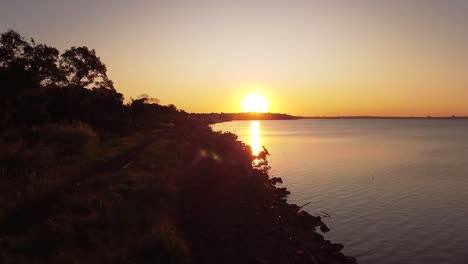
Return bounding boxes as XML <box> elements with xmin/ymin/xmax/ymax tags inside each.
<box><xmin>0</xmin><ymin>124</ymin><xmax>161</xmax><ymax>221</ymax></box>
<box><xmin>0</xmin><ymin>121</ymin><xmax>356</xmax><ymax>264</ymax></box>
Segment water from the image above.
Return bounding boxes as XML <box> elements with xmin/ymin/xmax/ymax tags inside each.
<box><xmin>211</xmin><ymin>119</ymin><xmax>468</xmax><ymax>264</ymax></box>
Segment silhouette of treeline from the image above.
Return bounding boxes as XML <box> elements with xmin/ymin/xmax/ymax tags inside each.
<box><xmin>191</xmin><ymin>112</ymin><xmax>298</xmax><ymax>124</ymax></box>
<box><xmin>0</xmin><ymin>30</ymin><xmax>186</xmax><ymax>133</ymax></box>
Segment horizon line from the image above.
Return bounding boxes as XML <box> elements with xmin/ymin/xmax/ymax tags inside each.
<box><xmin>191</xmin><ymin>112</ymin><xmax>468</xmax><ymax>119</ymax></box>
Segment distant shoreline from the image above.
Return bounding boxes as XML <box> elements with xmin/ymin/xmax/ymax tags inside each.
<box><xmin>298</xmin><ymin>116</ymin><xmax>468</xmax><ymax>119</ymax></box>
<box><xmin>192</xmin><ymin>112</ymin><xmax>468</xmax><ymax>122</ymax></box>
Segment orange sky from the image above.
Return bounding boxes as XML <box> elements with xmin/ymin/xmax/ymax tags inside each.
<box><xmin>1</xmin><ymin>0</ymin><xmax>468</xmax><ymax>116</ymax></box>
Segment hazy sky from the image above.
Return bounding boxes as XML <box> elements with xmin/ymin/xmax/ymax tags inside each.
<box><xmin>1</xmin><ymin>0</ymin><xmax>468</xmax><ymax>116</ymax></box>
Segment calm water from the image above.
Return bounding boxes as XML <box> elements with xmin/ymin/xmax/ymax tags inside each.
<box><xmin>211</xmin><ymin>119</ymin><xmax>468</xmax><ymax>264</ymax></box>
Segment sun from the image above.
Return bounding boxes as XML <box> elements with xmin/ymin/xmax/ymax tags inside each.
<box><xmin>241</xmin><ymin>93</ymin><xmax>269</xmax><ymax>113</ymax></box>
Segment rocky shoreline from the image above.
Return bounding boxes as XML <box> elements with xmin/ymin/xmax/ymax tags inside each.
<box><xmin>174</xmin><ymin>121</ymin><xmax>357</xmax><ymax>264</ymax></box>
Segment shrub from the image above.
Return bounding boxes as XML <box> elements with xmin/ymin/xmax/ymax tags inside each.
<box><xmin>0</xmin><ymin>122</ymin><xmax>98</xmax><ymax>173</ymax></box>
<box><xmin>36</xmin><ymin>121</ymin><xmax>99</xmax><ymax>156</ymax></box>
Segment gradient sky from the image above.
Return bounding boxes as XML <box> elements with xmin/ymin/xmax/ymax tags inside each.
<box><xmin>1</xmin><ymin>0</ymin><xmax>468</xmax><ymax>116</ymax></box>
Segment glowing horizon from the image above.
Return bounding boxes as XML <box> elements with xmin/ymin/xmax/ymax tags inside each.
<box><xmin>2</xmin><ymin>1</ymin><xmax>468</xmax><ymax>117</ymax></box>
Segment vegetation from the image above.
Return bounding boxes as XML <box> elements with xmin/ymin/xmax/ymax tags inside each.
<box><xmin>0</xmin><ymin>30</ymin><xmax>355</xmax><ymax>264</ymax></box>
<box><xmin>0</xmin><ymin>30</ymin><xmax>185</xmax><ymax>132</ymax></box>
<box><xmin>0</xmin><ymin>29</ymin><xmax>184</xmax><ymax>225</ymax></box>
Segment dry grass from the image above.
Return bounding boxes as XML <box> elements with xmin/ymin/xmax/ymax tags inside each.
<box><xmin>0</xmin><ymin>124</ymin><xmax>159</xmax><ymax>220</ymax></box>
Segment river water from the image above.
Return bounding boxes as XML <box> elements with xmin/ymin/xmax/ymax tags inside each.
<box><xmin>211</xmin><ymin>119</ymin><xmax>468</xmax><ymax>264</ymax></box>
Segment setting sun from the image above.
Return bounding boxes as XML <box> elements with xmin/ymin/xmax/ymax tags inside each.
<box><xmin>241</xmin><ymin>93</ymin><xmax>269</xmax><ymax>113</ymax></box>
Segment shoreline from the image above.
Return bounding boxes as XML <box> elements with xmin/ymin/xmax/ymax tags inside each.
<box><xmin>175</xmin><ymin>121</ymin><xmax>357</xmax><ymax>263</ymax></box>
<box><xmin>0</xmin><ymin>121</ymin><xmax>357</xmax><ymax>263</ymax></box>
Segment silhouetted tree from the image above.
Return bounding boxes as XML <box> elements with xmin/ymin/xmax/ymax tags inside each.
<box><xmin>0</xmin><ymin>30</ymin><xmax>187</xmax><ymax>131</ymax></box>
<box><xmin>0</xmin><ymin>30</ymin><xmax>39</xmax><ymax>127</ymax></box>
<box><xmin>60</xmin><ymin>46</ymin><xmax>114</xmax><ymax>89</ymax></box>
<box><xmin>167</xmin><ymin>104</ymin><xmax>177</xmax><ymax>112</ymax></box>
<box><xmin>0</xmin><ymin>30</ymin><xmax>30</xmax><ymax>68</ymax></box>
<box><xmin>137</xmin><ymin>93</ymin><xmax>160</xmax><ymax>104</ymax></box>
<box><xmin>0</xmin><ymin>30</ymin><xmax>63</xmax><ymax>89</ymax></box>
<box><xmin>28</xmin><ymin>43</ymin><xmax>63</xmax><ymax>87</ymax></box>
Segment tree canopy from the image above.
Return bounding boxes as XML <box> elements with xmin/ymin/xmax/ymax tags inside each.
<box><xmin>0</xmin><ymin>30</ymin><xmax>185</xmax><ymax>131</ymax></box>
<box><xmin>0</xmin><ymin>30</ymin><xmax>113</xmax><ymax>90</ymax></box>
<box><xmin>60</xmin><ymin>46</ymin><xmax>114</xmax><ymax>89</ymax></box>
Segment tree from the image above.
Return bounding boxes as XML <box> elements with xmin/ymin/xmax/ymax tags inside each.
<box><xmin>0</xmin><ymin>30</ymin><xmax>121</xmax><ymax>128</ymax></box>
<box><xmin>0</xmin><ymin>30</ymin><xmax>184</xmax><ymax>131</ymax></box>
<box><xmin>0</xmin><ymin>30</ymin><xmax>63</xmax><ymax>89</ymax></box>
<box><xmin>0</xmin><ymin>30</ymin><xmax>65</xmax><ymax>127</ymax></box>
<box><xmin>59</xmin><ymin>46</ymin><xmax>114</xmax><ymax>89</ymax></box>
<box><xmin>0</xmin><ymin>29</ymin><xmax>30</xmax><ymax>68</ymax></box>
<box><xmin>1</xmin><ymin>31</ymin><xmax>36</xmax><ymax>127</ymax></box>
<box><xmin>136</xmin><ymin>94</ymin><xmax>160</xmax><ymax>104</ymax></box>
<box><xmin>28</xmin><ymin>43</ymin><xmax>63</xmax><ymax>87</ymax></box>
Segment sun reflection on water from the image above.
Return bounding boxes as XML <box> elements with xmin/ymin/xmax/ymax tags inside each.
<box><xmin>250</xmin><ymin>121</ymin><xmax>261</xmax><ymax>156</ymax></box>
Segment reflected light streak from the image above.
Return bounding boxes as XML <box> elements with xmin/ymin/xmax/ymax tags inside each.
<box><xmin>250</xmin><ymin>121</ymin><xmax>261</xmax><ymax>156</ymax></box>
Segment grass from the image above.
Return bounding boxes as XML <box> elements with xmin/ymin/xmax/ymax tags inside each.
<box><xmin>1</xmin><ymin>128</ymin><xmax>192</xmax><ymax>263</ymax></box>
<box><xmin>0</xmin><ymin>124</ymin><xmax>161</xmax><ymax>220</ymax></box>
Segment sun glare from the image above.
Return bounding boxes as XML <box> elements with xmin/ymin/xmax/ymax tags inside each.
<box><xmin>241</xmin><ymin>93</ymin><xmax>269</xmax><ymax>113</ymax></box>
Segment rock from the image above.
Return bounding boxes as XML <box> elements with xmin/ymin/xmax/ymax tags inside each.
<box><xmin>270</xmin><ymin>177</ymin><xmax>283</xmax><ymax>185</ymax></box>
<box><xmin>275</xmin><ymin>187</ymin><xmax>291</xmax><ymax>198</ymax></box>
<box><xmin>329</xmin><ymin>243</ymin><xmax>344</xmax><ymax>252</ymax></box>
<box><xmin>297</xmin><ymin>211</ymin><xmax>321</xmax><ymax>228</ymax></box>
<box><xmin>320</xmin><ymin>243</ymin><xmax>344</xmax><ymax>254</ymax></box>
<box><xmin>319</xmin><ymin>222</ymin><xmax>330</xmax><ymax>233</ymax></box>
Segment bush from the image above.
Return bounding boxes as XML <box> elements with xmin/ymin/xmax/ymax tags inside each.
<box><xmin>0</xmin><ymin>122</ymin><xmax>98</xmax><ymax>172</ymax></box>
<box><xmin>36</xmin><ymin>122</ymin><xmax>99</xmax><ymax>156</ymax></box>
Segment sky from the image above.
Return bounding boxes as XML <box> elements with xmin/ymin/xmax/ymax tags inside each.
<box><xmin>1</xmin><ymin>0</ymin><xmax>468</xmax><ymax>116</ymax></box>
